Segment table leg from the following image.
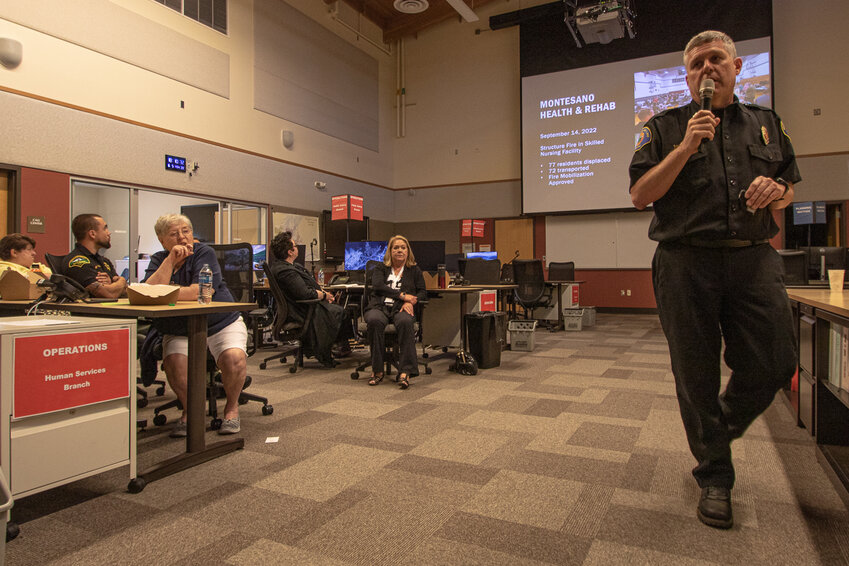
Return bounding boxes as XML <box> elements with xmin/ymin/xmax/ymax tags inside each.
<box><xmin>135</xmin><ymin>313</ymin><xmax>243</xmax><ymax>486</ymax></box>
<box><xmin>459</xmin><ymin>292</ymin><xmax>468</xmax><ymax>351</ymax></box>
<box><xmin>556</xmin><ymin>282</ymin><xmax>564</xmax><ymax>332</ymax></box>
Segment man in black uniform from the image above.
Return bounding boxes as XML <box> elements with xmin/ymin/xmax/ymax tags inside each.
<box><xmin>629</xmin><ymin>30</ymin><xmax>800</xmax><ymax>529</ymax></box>
<box><xmin>62</xmin><ymin>213</ymin><xmax>128</xmax><ymax>299</ymax></box>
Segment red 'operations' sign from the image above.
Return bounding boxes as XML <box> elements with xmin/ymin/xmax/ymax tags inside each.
<box><xmin>13</xmin><ymin>328</ymin><xmax>130</xmax><ymax>418</ymax></box>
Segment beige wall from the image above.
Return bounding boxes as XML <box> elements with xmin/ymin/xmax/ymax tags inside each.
<box><xmin>0</xmin><ymin>0</ymin><xmax>846</xmax><ymax>225</ymax></box>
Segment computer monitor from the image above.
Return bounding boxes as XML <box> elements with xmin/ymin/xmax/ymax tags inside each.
<box><xmin>344</xmin><ymin>241</ymin><xmax>387</xmax><ymax>271</ymax></box>
<box><xmin>800</xmin><ymin>246</ymin><xmax>846</xmax><ymax>280</ymax></box>
<box><xmin>466</xmin><ymin>251</ymin><xmax>498</xmax><ymax>261</ymax></box>
<box><xmin>410</xmin><ymin>240</ymin><xmax>446</xmax><ymax>272</ymax></box>
<box><xmin>778</xmin><ymin>249</ymin><xmax>807</xmax><ymax>285</ymax></box>
<box><xmin>444</xmin><ymin>253</ymin><xmax>463</xmax><ymax>273</ymax></box>
<box><xmin>252</xmin><ymin>244</ymin><xmax>266</xmax><ymax>271</ymax></box>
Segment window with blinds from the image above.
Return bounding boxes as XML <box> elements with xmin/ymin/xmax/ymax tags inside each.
<box><xmin>154</xmin><ymin>0</ymin><xmax>227</xmax><ymax>34</ymax></box>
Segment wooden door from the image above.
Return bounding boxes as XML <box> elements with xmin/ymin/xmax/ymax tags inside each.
<box><xmin>495</xmin><ymin>218</ymin><xmax>534</xmax><ymax>265</ymax></box>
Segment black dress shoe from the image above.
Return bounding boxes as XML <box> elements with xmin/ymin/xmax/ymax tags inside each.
<box><xmin>697</xmin><ymin>486</ymin><xmax>733</xmax><ymax>529</ymax></box>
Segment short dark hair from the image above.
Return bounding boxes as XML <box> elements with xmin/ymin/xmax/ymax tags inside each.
<box><xmin>270</xmin><ymin>231</ymin><xmax>294</xmax><ymax>261</ymax></box>
<box><xmin>0</xmin><ymin>233</ymin><xmax>36</xmax><ymax>260</ymax></box>
<box><xmin>71</xmin><ymin>214</ymin><xmax>103</xmax><ymax>242</ymax></box>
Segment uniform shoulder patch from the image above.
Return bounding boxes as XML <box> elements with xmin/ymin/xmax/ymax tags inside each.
<box><xmin>780</xmin><ymin>120</ymin><xmax>792</xmax><ymax>142</ymax></box>
<box><xmin>635</xmin><ymin>126</ymin><xmax>652</xmax><ymax>151</ymax></box>
<box><xmin>67</xmin><ymin>255</ymin><xmax>90</xmax><ymax>269</ymax></box>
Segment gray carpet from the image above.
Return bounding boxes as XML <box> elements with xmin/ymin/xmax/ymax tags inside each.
<box><xmin>7</xmin><ymin>314</ymin><xmax>849</xmax><ymax>565</ymax></box>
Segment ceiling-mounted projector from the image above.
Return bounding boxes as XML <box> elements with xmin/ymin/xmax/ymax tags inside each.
<box><xmin>564</xmin><ymin>1</ymin><xmax>635</xmax><ymax>48</ymax></box>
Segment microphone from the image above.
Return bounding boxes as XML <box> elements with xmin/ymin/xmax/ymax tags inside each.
<box><xmin>699</xmin><ymin>78</ymin><xmax>715</xmax><ymax>111</ymax></box>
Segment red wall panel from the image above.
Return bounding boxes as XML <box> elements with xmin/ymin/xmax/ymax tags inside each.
<box><xmin>20</xmin><ymin>168</ymin><xmax>70</xmax><ymax>259</ymax></box>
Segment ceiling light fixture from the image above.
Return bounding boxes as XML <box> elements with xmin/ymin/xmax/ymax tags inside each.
<box><xmin>393</xmin><ymin>0</ymin><xmax>429</xmax><ymax>15</ymax></box>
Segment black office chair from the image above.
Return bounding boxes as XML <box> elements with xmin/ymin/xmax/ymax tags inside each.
<box><xmin>258</xmin><ymin>261</ymin><xmax>318</xmax><ymax>373</ymax></box>
<box><xmin>512</xmin><ymin>259</ymin><xmax>554</xmax><ymax>321</ymax></box>
<box><xmin>44</xmin><ymin>252</ymin><xmax>65</xmax><ymax>275</ymax></box>
<box><xmin>548</xmin><ymin>261</ymin><xmax>575</xmax><ymax>281</ymax></box>
<box><xmin>152</xmin><ymin>243</ymin><xmax>273</xmax><ymax>428</ymax></box>
<box><xmin>351</xmin><ymin>260</ymin><xmax>430</xmax><ymax>380</ymax></box>
<box><xmin>458</xmin><ymin>258</ymin><xmax>502</xmax><ymax>285</ymax></box>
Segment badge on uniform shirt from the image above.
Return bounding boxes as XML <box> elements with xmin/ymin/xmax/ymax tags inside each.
<box><xmin>760</xmin><ymin>125</ymin><xmax>769</xmax><ymax>145</ymax></box>
<box><xmin>635</xmin><ymin>126</ymin><xmax>651</xmax><ymax>151</ymax></box>
<box><xmin>67</xmin><ymin>255</ymin><xmax>90</xmax><ymax>268</ymax></box>
<box><xmin>780</xmin><ymin>120</ymin><xmax>792</xmax><ymax>142</ymax></box>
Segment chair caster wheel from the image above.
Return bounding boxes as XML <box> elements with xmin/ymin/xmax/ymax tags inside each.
<box><xmin>425</xmin><ymin>367</ymin><xmax>432</xmax><ymax>375</ymax></box>
<box><xmin>7</xmin><ymin>521</ymin><xmax>20</xmax><ymax>542</ymax></box>
<box><xmin>137</xmin><ymin>398</ymin><xmax>148</xmax><ymax>409</ymax></box>
<box><xmin>289</xmin><ymin>366</ymin><xmax>297</xmax><ymax>374</ymax></box>
<box><xmin>350</xmin><ymin>372</ymin><xmax>359</xmax><ymax>380</ymax></box>
<box><xmin>127</xmin><ymin>477</ymin><xmax>147</xmax><ymax>494</ymax></box>
<box><xmin>442</xmin><ymin>347</ymin><xmax>449</xmax><ymax>353</ymax></box>
<box><xmin>422</xmin><ymin>353</ymin><xmax>429</xmax><ymax>358</ymax></box>
<box><xmin>153</xmin><ymin>414</ymin><xmax>167</xmax><ymax>427</ymax></box>
<box><xmin>156</xmin><ymin>386</ymin><xmax>166</xmax><ymax>396</ymax></box>
<box><xmin>211</xmin><ymin>418</ymin><xmax>222</xmax><ymax>430</ymax></box>
<box><xmin>262</xmin><ymin>405</ymin><xmax>274</xmax><ymax>416</ymax></box>
<box><xmin>259</xmin><ymin>362</ymin><xmax>267</xmax><ymax>370</ymax></box>
<box><xmin>238</xmin><ymin>397</ymin><xmax>248</xmax><ymax>405</ymax></box>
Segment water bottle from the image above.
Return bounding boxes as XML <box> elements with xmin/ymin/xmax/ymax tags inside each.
<box><xmin>198</xmin><ymin>264</ymin><xmax>213</xmax><ymax>304</ymax></box>
<box><xmin>437</xmin><ymin>264</ymin><xmax>447</xmax><ymax>289</ymax></box>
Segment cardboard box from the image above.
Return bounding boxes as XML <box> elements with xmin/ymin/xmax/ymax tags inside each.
<box><xmin>127</xmin><ymin>284</ymin><xmax>180</xmax><ymax>305</ymax></box>
<box><xmin>0</xmin><ymin>269</ymin><xmax>45</xmax><ymax>300</ymax></box>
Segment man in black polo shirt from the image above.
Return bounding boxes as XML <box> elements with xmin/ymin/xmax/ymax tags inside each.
<box><xmin>62</xmin><ymin>214</ymin><xmax>128</xmax><ymax>299</ymax></box>
<box><xmin>629</xmin><ymin>31</ymin><xmax>800</xmax><ymax>529</ymax></box>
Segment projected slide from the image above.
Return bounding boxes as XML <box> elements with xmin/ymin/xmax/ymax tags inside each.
<box><xmin>521</xmin><ymin>37</ymin><xmax>770</xmax><ymax>214</ymax></box>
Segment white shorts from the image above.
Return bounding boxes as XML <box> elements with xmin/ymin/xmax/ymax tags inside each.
<box><xmin>162</xmin><ymin>316</ymin><xmax>248</xmax><ymax>361</ymax></box>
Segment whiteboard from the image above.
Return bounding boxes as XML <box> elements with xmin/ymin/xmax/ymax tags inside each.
<box><xmin>545</xmin><ymin>210</ymin><xmax>655</xmax><ymax>268</ymax></box>
<box><xmin>272</xmin><ymin>212</ymin><xmax>320</xmax><ymax>262</ymax></box>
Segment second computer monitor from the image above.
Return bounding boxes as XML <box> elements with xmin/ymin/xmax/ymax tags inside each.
<box><xmin>409</xmin><ymin>240</ymin><xmax>446</xmax><ymax>272</ymax></box>
<box><xmin>344</xmin><ymin>241</ymin><xmax>387</xmax><ymax>271</ymax></box>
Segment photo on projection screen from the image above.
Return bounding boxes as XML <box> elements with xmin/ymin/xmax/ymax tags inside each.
<box><xmin>521</xmin><ymin>37</ymin><xmax>771</xmax><ymax>214</ymax></box>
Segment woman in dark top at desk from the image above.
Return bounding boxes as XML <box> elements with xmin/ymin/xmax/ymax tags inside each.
<box><xmin>269</xmin><ymin>231</ymin><xmax>347</xmax><ymax>367</ymax></box>
<box><xmin>364</xmin><ymin>235</ymin><xmax>426</xmax><ymax>389</ymax></box>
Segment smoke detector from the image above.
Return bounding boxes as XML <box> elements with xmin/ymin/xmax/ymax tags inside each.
<box><xmin>393</xmin><ymin>0</ymin><xmax>429</xmax><ymax>14</ymax></box>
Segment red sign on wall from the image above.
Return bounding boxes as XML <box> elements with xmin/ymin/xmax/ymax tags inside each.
<box><xmin>349</xmin><ymin>195</ymin><xmax>364</xmax><ymax>221</ymax></box>
<box><xmin>472</xmin><ymin>220</ymin><xmax>485</xmax><ymax>238</ymax></box>
<box><xmin>461</xmin><ymin>219</ymin><xmax>472</xmax><ymax>237</ymax></box>
<box><xmin>331</xmin><ymin>195</ymin><xmax>349</xmax><ymax>221</ymax></box>
<box><xmin>13</xmin><ymin>328</ymin><xmax>130</xmax><ymax>418</ymax></box>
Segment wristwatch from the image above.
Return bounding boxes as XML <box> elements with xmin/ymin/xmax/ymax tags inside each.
<box><xmin>775</xmin><ymin>177</ymin><xmax>790</xmax><ymax>199</ymax></box>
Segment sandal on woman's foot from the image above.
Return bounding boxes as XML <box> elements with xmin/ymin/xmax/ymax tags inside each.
<box><xmin>398</xmin><ymin>374</ymin><xmax>410</xmax><ymax>389</ymax></box>
<box><xmin>368</xmin><ymin>373</ymin><xmax>384</xmax><ymax>386</ymax></box>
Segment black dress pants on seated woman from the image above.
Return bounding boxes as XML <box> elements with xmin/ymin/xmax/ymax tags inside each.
<box><xmin>365</xmin><ymin>305</ymin><xmax>417</xmax><ymax>376</ymax></box>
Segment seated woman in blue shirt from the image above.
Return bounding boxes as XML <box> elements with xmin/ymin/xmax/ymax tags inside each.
<box><xmin>364</xmin><ymin>235</ymin><xmax>426</xmax><ymax>389</ymax></box>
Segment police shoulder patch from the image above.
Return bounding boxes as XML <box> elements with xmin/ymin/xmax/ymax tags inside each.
<box><xmin>68</xmin><ymin>255</ymin><xmax>90</xmax><ymax>269</ymax></box>
<box><xmin>780</xmin><ymin>120</ymin><xmax>792</xmax><ymax>142</ymax></box>
<box><xmin>635</xmin><ymin>126</ymin><xmax>652</xmax><ymax>151</ymax></box>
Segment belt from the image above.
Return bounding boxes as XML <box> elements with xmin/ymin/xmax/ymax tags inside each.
<box><xmin>678</xmin><ymin>238</ymin><xmax>770</xmax><ymax>248</ymax></box>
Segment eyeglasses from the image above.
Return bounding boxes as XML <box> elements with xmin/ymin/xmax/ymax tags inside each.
<box><xmin>166</xmin><ymin>226</ymin><xmax>193</xmax><ymax>239</ymax></box>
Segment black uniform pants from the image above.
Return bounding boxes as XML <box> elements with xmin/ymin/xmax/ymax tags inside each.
<box><xmin>364</xmin><ymin>305</ymin><xmax>417</xmax><ymax>376</ymax></box>
<box><xmin>652</xmin><ymin>242</ymin><xmax>796</xmax><ymax>489</ymax></box>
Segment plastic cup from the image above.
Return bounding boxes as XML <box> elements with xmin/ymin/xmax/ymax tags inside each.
<box><xmin>828</xmin><ymin>269</ymin><xmax>845</xmax><ymax>292</ymax></box>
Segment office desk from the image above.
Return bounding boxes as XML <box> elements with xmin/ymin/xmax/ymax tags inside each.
<box><xmin>45</xmin><ymin>299</ymin><xmax>255</xmax><ymax>492</ymax></box>
<box><xmin>545</xmin><ymin>280</ymin><xmax>585</xmax><ymax>331</ymax></box>
<box><xmin>427</xmin><ymin>285</ymin><xmax>517</xmax><ymax>351</ymax></box>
